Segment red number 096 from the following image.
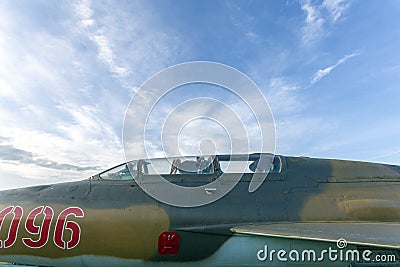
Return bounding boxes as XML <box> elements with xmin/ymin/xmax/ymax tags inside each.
<box><xmin>0</xmin><ymin>206</ymin><xmax>84</xmax><ymax>249</ymax></box>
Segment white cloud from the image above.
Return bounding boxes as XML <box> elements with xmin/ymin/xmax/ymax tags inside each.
<box><xmin>311</xmin><ymin>51</ymin><xmax>360</xmax><ymax>84</ymax></box>
<box><xmin>72</xmin><ymin>0</ymin><xmax>183</xmax><ymax>89</ymax></box>
<box><xmin>322</xmin><ymin>0</ymin><xmax>350</xmax><ymax>22</ymax></box>
<box><xmin>265</xmin><ymin>77</ymin><xmax>302</xmax><ymax>116</ymax></box>
<box><xmin>74</xmin><ymin>0</ymin><xmax>129</xmax><ymax>79</ymax></box>
<box><xmin>0</xmin><ymin>127</ymin><xmax>111</xmax><ymax>183</ymax></box>
<box><xmin>74</xmin><ymin>0</ymin><xmax>94</xmax><ymax>22</ymax></box>
<box><xmin>301</xmin><ymin>0</ymin><xmax>325</xmax><ymax>45</ymax></box>
<box><xmin>302</xmin><ymin>1</ymin><xmax>321</xmax><ymax>24</ymax></box>
<box><xmin>0</xmin><ymin>0</ymin><xmax>184</xmax><ymax>189</ymax></box>
<box><xmin>301</xmin><ymin>0</ymin><xmax>350</xmax><ymax>45</ymax></box>
<box><xmin>91</xmin><ymin>34</ymin><xmax>129</xmax><ymax>77</ymax></box>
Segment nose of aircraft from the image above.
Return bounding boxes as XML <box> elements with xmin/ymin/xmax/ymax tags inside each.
<box><xmin>0</xmin><ymin>180</ymin><xmax>172</xmax><ymax>264</ymax></box>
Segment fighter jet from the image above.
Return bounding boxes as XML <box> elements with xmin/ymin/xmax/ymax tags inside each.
<box><xmin>0</xmin><ymin>153</ymin><xmax>400</xmax><ymax>266</ymax></box>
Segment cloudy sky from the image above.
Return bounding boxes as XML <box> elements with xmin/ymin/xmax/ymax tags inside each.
<box><xmin>0</xmin><ymin>0</ymin><xmax>399</xmax><ymax>189</ymax></box>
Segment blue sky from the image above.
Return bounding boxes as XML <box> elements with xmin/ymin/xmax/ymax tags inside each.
<box><xmin>0</xmin><ymin>0</ymin><xmax>399</xmax><ymax>189</ymax></box>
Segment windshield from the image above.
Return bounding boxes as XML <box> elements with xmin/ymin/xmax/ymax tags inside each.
<box><xmin>95</xmin><ymin>154</ymin><xmax>282</xmax><ymax>181</ymax></box>
<box><xmin>217</xmin><ymin>154</ymin><xmax>282</xmax><ymax>174</ymax></box>
<box><xmin>99</xmin><ymin>161</ymin><xmax>138</xmax><ymax>180</ymax></box>
<box><xmin>142</xmin><ymin>156</ymin><xmax>215</xmax><ymax>175</ymax></box>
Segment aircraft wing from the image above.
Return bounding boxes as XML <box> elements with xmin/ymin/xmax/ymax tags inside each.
<box><xmin>231</xmin><ymin>222</ymin><xmax>400</xmax><ymax>249</ymax></box>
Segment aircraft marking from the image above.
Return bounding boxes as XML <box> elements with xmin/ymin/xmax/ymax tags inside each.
<box><xmin>158</xmin><ymin>232</ymin><xmax>180</xmax><ymax>256</ymax></box>
<box><xmin>0</xmin><ymin>206</ymin><xmax>84</xmax><ymax>250</ymax></box>
<box><xmin>22</xmin><ymin>206</ymin><xmax>54</xmax><ymax>249</ymax></box>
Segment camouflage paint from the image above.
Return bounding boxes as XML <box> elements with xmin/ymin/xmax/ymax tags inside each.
<box><xmin>0</xmin><ymin>155</ymin><xmax>399</xmax><ymax>266</ymax></box>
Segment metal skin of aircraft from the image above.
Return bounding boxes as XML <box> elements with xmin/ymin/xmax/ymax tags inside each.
<box><xmin>0</xmin><ymin>153</ymin><xmax>400</xmax><ymax>266</ymax></box>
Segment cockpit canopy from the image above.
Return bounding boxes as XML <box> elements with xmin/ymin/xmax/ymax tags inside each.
<box><xmin>95</xmin><ymin>154</ymin><xmax>282</xmax><ymax>181</ymax></box>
